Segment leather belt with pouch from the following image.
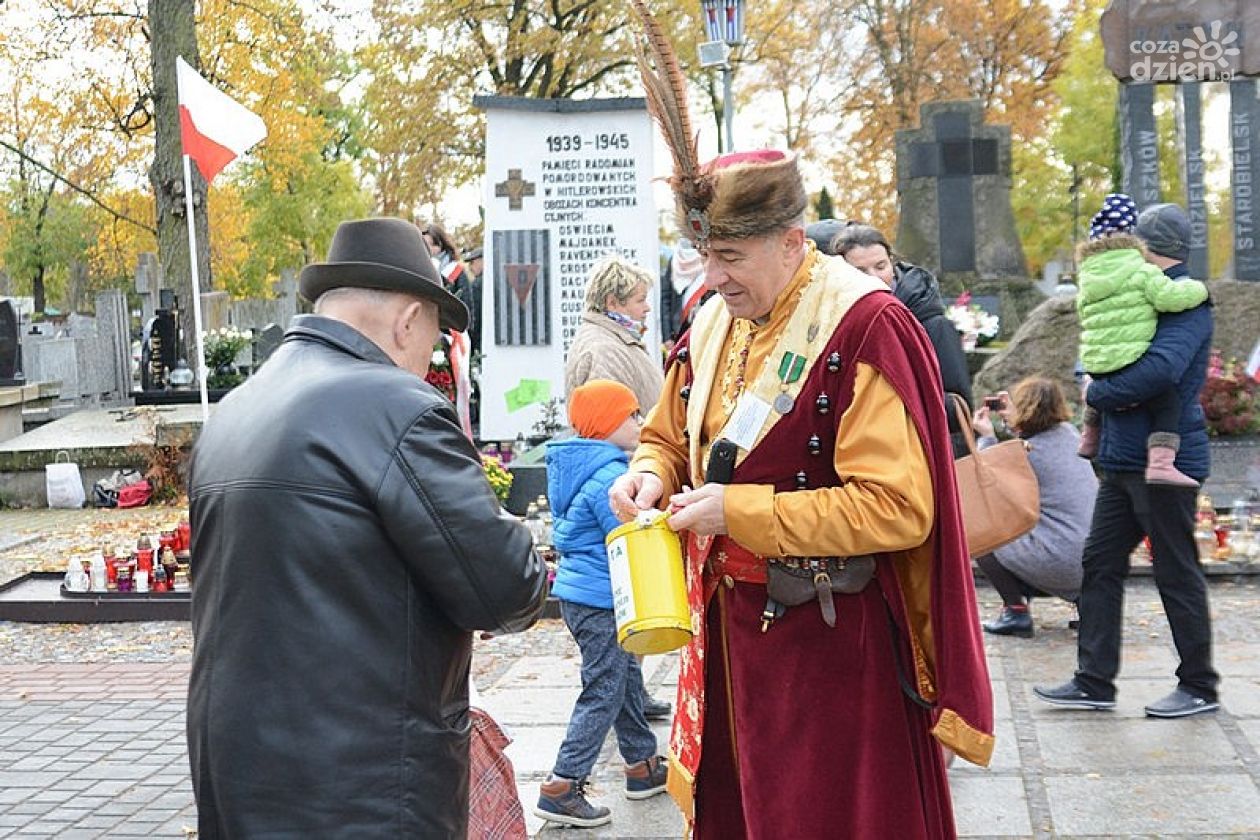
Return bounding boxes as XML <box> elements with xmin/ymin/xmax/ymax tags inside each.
<box><xmin>762</xmin><ymin>555</ymin><xmax>876</xmax><ymax>631</ymax></box>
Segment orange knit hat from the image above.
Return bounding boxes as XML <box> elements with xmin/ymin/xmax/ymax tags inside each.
<box><xmin>568</xmin><ymin>380</ymin><xmax>639</xmax><ymax>440</ymax></box>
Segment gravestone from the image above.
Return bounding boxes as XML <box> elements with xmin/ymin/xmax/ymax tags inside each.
<box><xmin>94</xmin><ymin>289</ymin><xmax>131</xmax><ymax>404</ymax></box>
<box><xmin>253</xmin><ymin>323</ymin><xmax>283</xmax><ymax>367</ymax></box>
<box><xmin>136</xmin><ymin>253</ymin><xmax>163</xmax><ymax>325</ymax></box>
<box><xmin>200</xmin><ymin>291</ymin><xmax>231</xmax><ymax>332</ymax></box>
<box><xmin>142</xmin><ymin>310</ymin><xmax>179</xmax><ymax>391</ymax></box>
<box><xmin>66</xmin><ymin>313</ymin><xmax>96</xmax><ymax>336</ymax></box>
<box><xmin>0</xmin><ymin>300</ymin><xmax>23</xmax><ymax>385</ymax></box>
<box><xmin>895</xmin><ymin>100</ymin><xmax>1027</xmax><ymax>282</ymax></box>
<box><xmin>27</xmin><ymin>338</ymin><xmax>81</xmax><ymax>398</ymax></box>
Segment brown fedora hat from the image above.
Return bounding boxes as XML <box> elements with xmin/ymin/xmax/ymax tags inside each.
<box><xmin>298</xmin><ymin>217</ymin><xmax>469</xmax><ymax>332</ymax></box>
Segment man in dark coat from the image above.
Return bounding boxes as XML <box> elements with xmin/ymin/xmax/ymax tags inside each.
<box><xmin>187</xmin><ymin>217</ymin><xmax>549</xmax><ymax>838</ymax></box>
<box><xmin>831</xmin><ymin>224</ymin><xmax>974</xmax><ymax>450</ymax></box>
<box><xmin>1035</xmin><ymin>202</ymin><xmax>1219</xmax><ymax>719</ymax></box>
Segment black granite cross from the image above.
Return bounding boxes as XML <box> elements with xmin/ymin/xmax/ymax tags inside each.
<box><xmin>495</xmin><ymin>169</ymin><xmax>536</xmax><ymax>211</ymax></box>
<box><xmin>905</xmin><ymin>111</ymin><xmax>1000</xmax><ymax>273</ymax></box>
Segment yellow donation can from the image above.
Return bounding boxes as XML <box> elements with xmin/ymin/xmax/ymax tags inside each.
<box><xmin>605</xmin><ymin>513</ymin><xmax>692</xmax><ymax>655</ymax></box>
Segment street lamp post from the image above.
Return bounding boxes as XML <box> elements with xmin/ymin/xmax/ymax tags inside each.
<box><xmin>698</xmin><ymin>0</ymin><xmax>745</xmax><ymax>153</ymax></box>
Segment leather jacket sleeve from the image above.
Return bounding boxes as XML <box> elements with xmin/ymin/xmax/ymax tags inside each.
<box><xmin>378</xmin><ymin>400</ymin><xmax>549</xmax><ymax>634</ymax></box>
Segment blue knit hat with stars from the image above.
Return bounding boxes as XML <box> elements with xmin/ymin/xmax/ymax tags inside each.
<box><xmin>1089</xmin><ymin>193</ymin><xmax>1138</xmax><ymax>240</ymax></box>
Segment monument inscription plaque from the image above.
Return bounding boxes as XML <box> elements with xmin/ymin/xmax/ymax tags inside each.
<box><xmin>474</xmin><ymin>95</ymin><xmax>657</xmax><ymax>440</ymax></box>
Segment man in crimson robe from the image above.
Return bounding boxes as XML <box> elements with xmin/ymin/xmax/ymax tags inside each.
<box><xmin>609</xmin><ymin>148</ymin><xmax>994</xmax><ymax>838</ymax></box>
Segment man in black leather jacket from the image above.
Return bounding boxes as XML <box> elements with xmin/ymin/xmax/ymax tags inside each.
<box><xmin>831</xmin><ymin>224</ymin><xmax>974</xmax><ymax>451</ymax></box>
<box><xmin>187</xmin><ymin>217</ymin><xmax>549</xmax><ymax>838</ymax></box>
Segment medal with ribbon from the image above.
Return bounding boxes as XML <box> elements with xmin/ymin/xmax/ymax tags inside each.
<box><xmin>773</xmin><ymin>351</ymin><xmax>806</xmax><ymax>414</ymax></box>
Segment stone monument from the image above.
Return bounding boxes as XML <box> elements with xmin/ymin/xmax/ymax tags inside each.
<box><xmin>253</xmin><ymin>323</ymin><xmax>283</xmax><ymax>367</ymax></box>
<box><xmin>141</xmin><ymin>310</ymin><xmax>179</xmax><ymax>392</ymax></box>
<box><xmin>135</xmin><ymin>252</ymin><xmax>163</xmax><ymax>326</ymax></box>
<box><xmin>895</xmin><ymin>100</ymin><xmax>1028</xmax><ymax>284</ymax></box>
<box><xmin>1101</xmin><ymin>0</ymin><xmax>1260</xmax><ymax>280</ymax></box>
<box><xmin>473</xmin><ymin>95</ymin><xmax>659</xmax><ymax>441</ymax></box>
<box><xmin>0</xmin><ymin>300</ymin><xmax>24</xmax><ymax>386</ymax></box>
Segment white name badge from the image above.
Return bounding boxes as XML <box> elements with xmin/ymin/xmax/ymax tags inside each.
<box><xmin>722</xmin><ymin>394</ymin><xmax>773</xmax><ymax>452</ymax></box>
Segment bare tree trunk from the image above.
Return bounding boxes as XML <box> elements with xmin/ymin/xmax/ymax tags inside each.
<box><xmin>33</xmin><ymin>266</ymin><xmax>45</xmax><ymax>315</ymax></box>
<box><xmin>148</xmin><ymin>0</ymin><xmax>210</xmax><ymax>364</ymax></box>
<box><xmin>68</xmin><ymin>261</ymin><xmax>87</xmax><ymax>314</ymax></box>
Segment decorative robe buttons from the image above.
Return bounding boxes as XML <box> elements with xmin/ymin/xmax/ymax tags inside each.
<box><xmin>826</xmin><ymin>352</ymin><xmax>841</xmax><ymax>372</ymax></box>
<box><xmin>680</xmin><ymin>384</ymin><xmax>691</xmax><ymax>403</ymax></box>
<box><xmin>683</xmin><ymin>428</ymin><xmax>691</xmax><ymax>440</ymax></box>
<box><xmin>815</xmin><ymin>393</ymin><xmax>831</xmax><ymax>414</ymax></box>
<box><xmin>795</xmin><ymin>471</ymin><xmax>809</xmax><ymax>489</ymax></box>
<box><xmin>677</xmin><ymin>347</ymin><xmax>690</xmax><ymax>364</ymax></box>
<box><xmin>807</xmin><ymin>435</ymin><xmax>822</xmax><ymax>456</ymax></box>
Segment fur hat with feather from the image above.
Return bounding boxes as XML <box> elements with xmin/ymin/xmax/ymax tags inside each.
<box><xmin>629</xmin><ymin>1</ymin><xmax>806</xmax><ymax>245</ymax></box>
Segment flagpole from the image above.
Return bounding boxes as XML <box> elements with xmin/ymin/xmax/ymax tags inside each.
<box><xmin>181</xmin><ymin>153</ymin><xmax>210</xmax><ymax>424</ymax></box>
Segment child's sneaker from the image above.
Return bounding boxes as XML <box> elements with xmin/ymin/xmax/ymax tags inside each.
<box><xmin>625</xmin><ymin>754</ymin><xmax>668</xmax><ymax>800</ymax></box>
<box><xmin>1145</xmin><ymin>433</ymin><xmax>1199</xmax><ymax>488</ymax></box>
<box><xmin>534</xmin><ymin>776</ymin><xmax>611</xmax><ymax>827</ymax></box>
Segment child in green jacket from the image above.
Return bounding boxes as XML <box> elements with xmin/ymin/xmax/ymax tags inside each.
<box><xmin>1076</xmin><ymin>193</ymin><xmax>1208</xmax><ymax>487</ymax></box>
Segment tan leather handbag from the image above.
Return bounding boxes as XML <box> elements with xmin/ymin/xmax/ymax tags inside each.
<box><xmin>950</xmin><ymin>395</ymin><xmax>1040</xmax><ymax>558</ymax></box>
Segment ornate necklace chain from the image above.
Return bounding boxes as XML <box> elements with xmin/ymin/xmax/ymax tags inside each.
<box><xmin>719</xmin><ymin>320</ymin><xmax>759</xmax><ymax>416</ymax></box>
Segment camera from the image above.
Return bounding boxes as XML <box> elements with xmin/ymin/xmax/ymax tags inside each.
<box><xmin>984</xmin><ymin>395</ymin><xmax>1005</xmax><ymax>412</ymax></box>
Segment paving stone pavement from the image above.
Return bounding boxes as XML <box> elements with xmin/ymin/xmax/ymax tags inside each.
<box><xmin>2</xmin><ymin>580</ymin><xmax>1260</xmax><ymax>838</ymax></box>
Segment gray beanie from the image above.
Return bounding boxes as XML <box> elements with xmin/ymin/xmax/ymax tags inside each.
<box><xmin>1134</xmin><ymin>203</ymin><xmax>1191</xmax><ymax>263</ymax></box>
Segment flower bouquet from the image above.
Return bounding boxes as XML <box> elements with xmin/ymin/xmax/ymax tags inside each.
<box><xmin>201</xmin><ymin>327</ymin><xmax>253</xmax><ymax>389</ymax></box>
<box><xmin>481</xmin><ymin>454</ymin><xmax>513</xmax><ymax>505</ymax></box>
<box><xmin>1200</xmin><ymin>349</ymin><xmax>1259</xmax><ymax>436</ymax></box>
<box><xmin>425</xmin><ymin>345</ymin><xmax>456</xmax><ymax>403</ymax></box>
<box><xmin>945</xmin><ymin>291</ymin><xmax>1000</xmax><ymax>351</ymax></box>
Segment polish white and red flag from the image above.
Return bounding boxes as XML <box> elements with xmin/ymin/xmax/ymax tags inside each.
<box><xmin>175</xmin><ymin>56</ymin><xmax>266</xmax><ymax>185</ymax></box>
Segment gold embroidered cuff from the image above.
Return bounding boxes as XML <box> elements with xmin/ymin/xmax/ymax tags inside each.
<box><xmin>932</xmin><ymin>707</ymin><xmax>995</xmax><ymax>767</ymax></box>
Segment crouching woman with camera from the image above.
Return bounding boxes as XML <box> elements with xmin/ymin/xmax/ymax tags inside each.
<box><xmin>972</xmin><ymin>377</ymin><xmax>1099</xmax><ymax>637</ymax></box>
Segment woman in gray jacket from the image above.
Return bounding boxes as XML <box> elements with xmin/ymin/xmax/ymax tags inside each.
<box><xmin>972</xmin><ymin>376</ymin><xmax>1099</xmax><ymax>637</ymax></box>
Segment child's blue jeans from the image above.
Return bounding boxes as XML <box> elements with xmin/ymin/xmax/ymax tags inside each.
<box><xmin>553</xmin><ymin>600</ymin><xmax>658</xmax><ymax>780</ymax></box>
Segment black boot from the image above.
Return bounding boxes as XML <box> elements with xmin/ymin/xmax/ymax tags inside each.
<box><xmin>983</xmin><ymin>606</ymin><xmax>1033</xmax><ymax>638</ymax></box>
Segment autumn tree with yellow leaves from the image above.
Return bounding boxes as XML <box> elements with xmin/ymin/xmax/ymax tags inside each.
<box><xmin>0</xmin><ymin>0</ymin><xmax>365</xmax><ymax>322</ymax></box>
<box><xmin>0</xmin><ymin>0</ymin><xmax>1142</xmax><ymax>319</ymax></box>
<box><xmin>811</xmin><ymin>0</ymin><xmax>1071</xmax><ymax>237</ymax></box>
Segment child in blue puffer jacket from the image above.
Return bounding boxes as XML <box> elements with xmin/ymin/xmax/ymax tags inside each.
<box><xmin>534</xmin><ymin>380</ymin><xmax>667</xmax><ymax>829</ymax></box>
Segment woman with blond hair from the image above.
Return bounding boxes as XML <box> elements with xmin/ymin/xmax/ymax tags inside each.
<box><xmin>565</xmin><ymin>255</ymin><xmax>664</xmax><ymax>415</ymax></box>
<box><xmin>971</xmin><ymin>376</ymin><xmax>1099</xmax><ymax>637</ymax></box>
